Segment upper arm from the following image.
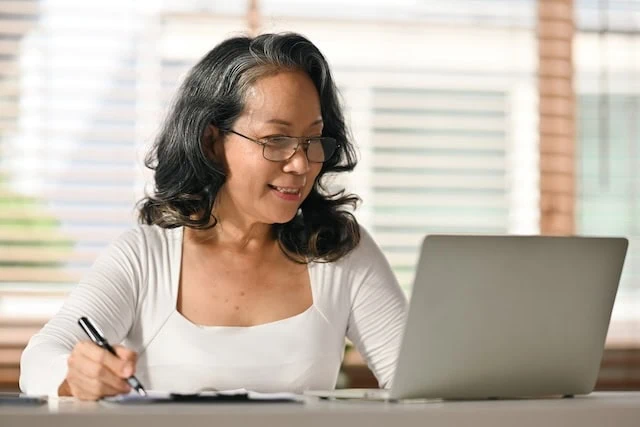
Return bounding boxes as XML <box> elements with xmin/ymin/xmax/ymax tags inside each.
<box><xmin>26</xmin><ymin>227</ymin><xmax>145</xmax><ymax>352</ymax></box>
<box><xmin>345</xmin><ymin>227</ymin><xmax>408</xmax><ymax>388</ymax></box>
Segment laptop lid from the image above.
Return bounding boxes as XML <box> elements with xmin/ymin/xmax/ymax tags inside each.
<box><xmin>390</xmin><ymin>235</ymin><xmax>628</xmax><ymax>400</ymax></box>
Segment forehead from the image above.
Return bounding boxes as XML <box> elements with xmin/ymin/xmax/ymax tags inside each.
<box><xmin>241</xmin><ymin>70</ymin><xmax>322</xmax><ymax>124</ymax></box>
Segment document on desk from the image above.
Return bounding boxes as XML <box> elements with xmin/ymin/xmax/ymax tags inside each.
<box><xmin>102</xmin><ymin>389</ymin><xmax>304</xmax><ymax>404</ymax></box>
<box><xmin>0</xmin><ymin>393</ymin><xmax>47</xmax><ymax>406</ymax></box>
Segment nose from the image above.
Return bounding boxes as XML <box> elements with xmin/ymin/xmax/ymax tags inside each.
<box><xmin>282</xmin><ymin>143</ymin><xmax>311</xmax><ymax>175</ymax></box>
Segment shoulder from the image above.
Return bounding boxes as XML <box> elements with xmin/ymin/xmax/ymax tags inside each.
<box><xmin>336</xmin><ymin>224</ymin><xmax>387</xmax><ymax>269</ymax></box>
<box><xmin>314</xmin><ymin>224</ymin><xmax>392</xmax><ymax>285</ymax></box>
<box><xmin>309</xmin><ymin>224</ymin><xmax>403</xmax><ymax>327</ymax></box>
<box><xmin>93</xmin><ymin>225</ymin><xmax>181</xmax><ymax>274</ymax></box>
<box><xmin>109</xmin><ymin>224</ymin><xmax>180</xmax><ymax>254</ymax></box>
<box><xmin>90</xmin><ymin>225</ymin><xmax>181</xmax><ymax>299</ymax></box>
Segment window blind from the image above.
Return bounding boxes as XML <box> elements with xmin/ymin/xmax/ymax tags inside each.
<box><xmin>575</xmin><ymin>0</ymin><xmax>640</xmax><ymax>345</ymax></box>
<box><xmin>0</xmin><ymin>2</ymin><xmax>541</xmax><ymax>297</ymax></box>
<box><xmin>367</xmin><ymin>87</ymin><xmax>510</xmax><ymax>290</ymax></box>
<box><xmin>0</xmin><ymin>0</ymin><xmax>159</xmax><ymax>387</ymax></box>
<box><xmin>577</xmin><ymin>94</ymin><xmax>640</xmax><ymax>341</ymax></box>
<box><xmin>1</xmin><ymin>0</ymin><xmax>638</xmax><ymax>391</ymax></box>
<box><xmin>0</xmin><ymin>0</ymin><xmax>539</xmax><ymax>387</ymax></box>
<box><xmin>0</xmin><ymin>0</ymin><xmax>146</xmax><ymax>288</ymax></box>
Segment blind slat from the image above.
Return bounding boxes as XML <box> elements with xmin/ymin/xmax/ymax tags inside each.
<box><xmin>0</xmin><ymin>268</ymin><xmax>82</xmax><ymax>283</ymax></box>
<box><xmin>374</xmin><ymin>114</ymin><xmax>505</xmax><ymax>132</ymax></box>
<box><xmin>0</xmin><ymin>228</ymin><xmax>118</xmax><ymax>243</ymax></box>
<box><xmin>372</xmin><ymin>174</ymin><xmax>505</xmax><ymax>190</ymax></box>
<box><xmin>0</xmin><ymin>188</ymin><xmax>136</xmax><ymax>203</ymax></box>
<box><xmin>0</xmin><ymin>247</ymin><xmax>99</xmax><ymax>263</ymax></box>
<box><xmin>0</xmin><ymin>40</ymin><xmax>20</xmax><ymax>56</ymax></box>
<box><xmin>371</xmin><ymin>154</ymin><xmax>505</xmax><ymax>170</ymax></box>
<box><xmin>373</xmin><ymin>193</ymin><xmax>506</xmax><ymax>207</ymax></box>
<box><xmin>0</xmin><ymin>207</ymin><xmax>134</xmax><ymax>223</ymax></box>
<box><xmin>374</xmin><ymin>214</ymin><xmax>505</xmax><ymax>228</ymax></box>
<box><xmin>0</xmin><ymin>148</ymin><xmax>137</xmax><ymax>162</ymax></box>
<box><xmin>373</xmin><ymin>134</ymin><xmax>505</xmax><ymax>150</ymax></box>
<box><xmin>0</xmin><ymin>19</ymin><xmax>34</xmax><ymax>35</ymax></box>
<box><xmin>0</xmin><ymin>59</ymin><xmax>18</xmax><ymax>77</ymax></box>
<box><xmin>363</xmin><ymin>94</ymin><xmax>505</xmax><ymax>111</ymax></box>
<box><xmin>0</xmin><ymin>1</ymin><xmax>39</xmax><ymax>16</ymax></box>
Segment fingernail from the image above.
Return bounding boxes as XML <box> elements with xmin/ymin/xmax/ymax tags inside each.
<box><xmin>122</xmin><ymin>365</ymin><xmax>132</xmax><ymax>377</ymax></box>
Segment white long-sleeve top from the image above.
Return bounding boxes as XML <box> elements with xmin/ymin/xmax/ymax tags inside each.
<box><xmin>19</xmin><ymin>224</ymin><xmax>408</xmax><ymax>396</ymax></box>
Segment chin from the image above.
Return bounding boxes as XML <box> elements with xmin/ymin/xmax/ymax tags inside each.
<box><xmin>271</xmin><ymin>214</ymin><xmax>298</xmax><ymax>225</ymax></box>
<box><xmin>268</xmin><ymin>208</ymin><xmax>300</xmax><ymax>225</ymax></box>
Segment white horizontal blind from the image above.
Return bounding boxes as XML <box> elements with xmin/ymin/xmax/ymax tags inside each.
<box><xmin>575</xmin><ymin>0</ymin><xmax>640</xmax><ymax>343</ymax></box>
<box><xmin>0</xmin><ymin>0</ymin><xmax>147</xmax><ymax>387</ymax></box>
<box><xmin>0</xmin><ymin>0</ymin><xmax>637</xmax><ymax>391</ymax></box>
<box><xmin>153</xmin><ymin>7</ymin><xmax>540</xmax><ymax>295</ymax></box>
<box><xmin>578</xmin><ymin>95</ymin><xmax>640</xmax><ymax>292</ymax></box>
<box><xmin>0</xmin><ymin>2</ymin><xmax>541</xmax><ymax>295</ymax></box>
<box><xmin>0</xmin><ymin>1</ymin><xmax>162</xmax><ymax>288</ymax></box>
<box><xmin>0</xmin><ymin>1</ymin><xmax>52</xmax><ymax>284</ymax></box>
<box><xmin>367</xmin><ymin>87</ymin><xmax>510</xmax><ymax>290</ymax></box>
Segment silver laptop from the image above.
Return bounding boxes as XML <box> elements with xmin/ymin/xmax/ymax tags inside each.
<box><xmin>307</xmin><ymin>234</ymin><xmax>628</xmax><ymax>401</ymax></box>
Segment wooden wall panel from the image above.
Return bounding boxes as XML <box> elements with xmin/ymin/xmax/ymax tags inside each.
<box><xmin>538</xmin><ymin>0</ymin><xmax>575</xmax><ymax>235</ymax></box>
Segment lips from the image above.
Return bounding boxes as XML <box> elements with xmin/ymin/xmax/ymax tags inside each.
<box><xmin>268</xmin><ymin>184</ymin><xmax>302</xmax><ymax>195</ymax></box>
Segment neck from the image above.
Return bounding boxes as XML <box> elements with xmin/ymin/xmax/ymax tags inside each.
<box><xmin>186</xmin><ymin>193</ymin><xmax>275</xmax><ymax>253</ymax></box>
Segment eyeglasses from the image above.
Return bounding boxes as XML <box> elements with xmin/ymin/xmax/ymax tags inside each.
<box><xmin>223</xmin><ymin>129</ymin><xmax>339</xmax><ymax>163</ymax></box>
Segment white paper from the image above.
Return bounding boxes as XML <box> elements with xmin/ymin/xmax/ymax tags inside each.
<box><xmin>102</xmin><ymin>389</ymin><xmax>302</xmax><ymax>404</ymax></box>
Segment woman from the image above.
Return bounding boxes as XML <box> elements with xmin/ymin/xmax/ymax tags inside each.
<box><xmin>19</xmin><ymin>32</ymin><xmax>407</xmax><ymax>400</ymax></box>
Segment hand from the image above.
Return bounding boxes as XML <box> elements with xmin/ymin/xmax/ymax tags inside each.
<box><xmin>59</xmin><ymin>341</ymin><xmax>138</xmax><ymax>400</ymax></box>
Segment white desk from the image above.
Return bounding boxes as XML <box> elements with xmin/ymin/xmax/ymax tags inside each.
<box><xmin>1</xmin><ymin>392</ymin><xmax>639</xmax><ymax>427</ymax></box>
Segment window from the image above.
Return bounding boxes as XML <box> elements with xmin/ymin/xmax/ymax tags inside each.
<box><xmin>1</xmin><ymin>0</ymin><xmax>638</xmax><ymax>391</ymax></box>
<box><xmin>575</xmin><ymin>0</ymin><xmax>640</xmax><ymax>346</ymax></box>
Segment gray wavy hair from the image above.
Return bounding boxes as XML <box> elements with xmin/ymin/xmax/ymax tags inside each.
<box><xmin>138</xmin><ymin>32</ymin><xmax>361</xmax><ymax>263</ymax></box>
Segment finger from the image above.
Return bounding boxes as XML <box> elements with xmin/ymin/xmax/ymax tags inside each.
<box><xmin>67</xmin><ymin>375</ymin><xmax>103</xmax><ymax>401</ymax></box>
<box><xmin>68</xmin><ymin>382</ymin><xmax>100</xmax><ymax>401</ymax></box>
<box><xmin>71</xmin><ymin>352</ymin><xmax>131</xmax><ymax>394</ymax></box>
<box><xmin>72</xmin><ymin>356</ymin><xmax>131</xmax><ymax>394</ymax></box>
<box><xmin>67</xmin><ymin>371</ymin><xmax>128</xmax><ymax>400</ymax></box>
<box><xmin>113</xmin><ymin>345</ymin><xmax>138</xmax><ymax>366</ymax></box>
<box><xmin>76</xmin><ymin>341</ymin><xmax>133</xmax><ymax>378</ymax></box>
<box><xmin>67</xmin><ymin>369</ymin><xmax>127</xmax><ymax>400</ymax></box>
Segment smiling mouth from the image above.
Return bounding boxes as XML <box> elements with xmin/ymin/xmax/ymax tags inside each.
<box><xmin>268</xmin><ymin>185</ymin><xmax>302</xmax><ymax>195</ymax></box>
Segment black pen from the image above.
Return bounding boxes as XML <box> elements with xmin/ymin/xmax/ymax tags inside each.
<box><xmin>77</xmin><ymin>316</ymin><xmax>147</xmax><ymax>396</ymax></box>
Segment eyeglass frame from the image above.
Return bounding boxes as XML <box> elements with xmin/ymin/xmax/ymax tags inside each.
<box><xmin>221</xmin><ymin>129</ymin><xmax>340</xmax><ymax>163</ymax></box>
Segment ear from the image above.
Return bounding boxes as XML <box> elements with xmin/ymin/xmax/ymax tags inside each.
<box><xmin>202</xmin><ymin>124</ymin><xmax>225</xmax><ymax>163</ymax></box>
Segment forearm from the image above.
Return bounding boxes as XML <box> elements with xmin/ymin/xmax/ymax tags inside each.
<box><xmin>20</xmin><ymin>340</ymin><xmax>70</xmax><ymax>396</ymax></box>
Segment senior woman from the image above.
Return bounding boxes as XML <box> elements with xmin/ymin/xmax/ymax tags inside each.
<box><xmin>19</xmin><ymin>32</ymin><xmax>407</xmax><ymax>401</ymax></box>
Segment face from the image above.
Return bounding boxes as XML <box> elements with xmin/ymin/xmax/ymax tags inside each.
<box><xmin>214</xmin><ymin>70</ymin><xmax>324</xmax><ymax>225</ymax></box>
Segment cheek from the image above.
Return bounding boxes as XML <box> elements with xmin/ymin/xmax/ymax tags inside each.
<box><xmin>306</xmin><ymin>165</ymin><xmax>322</xmax><ymax>192</ymax></box>
<box><xmin>224</xmin><ymin>146</ymin><xmax>268</xmax><ymax>188</ymax></box>
<box><xmin>228</xmin><ymin>162</ymin><xmax>269</xmax><ymax>192</ymax></box>
<box><xmin>311</xmin><ymin>163</ymin><xmax>322</xmax><ymax>179</ymax></box>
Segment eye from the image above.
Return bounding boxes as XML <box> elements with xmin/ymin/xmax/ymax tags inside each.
<box><xmin>304</xmin><ymin>136</ymin><xmax>324</xmax><ymax>144</ymax></box>
<box><xmin>263</xmin><ymin>136</ymin><xmax>293</xmax><ymax>147</ymax></box>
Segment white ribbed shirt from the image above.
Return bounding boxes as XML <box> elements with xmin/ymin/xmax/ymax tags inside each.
<box><xmin>19</xmin><ymin>225</ymin><xmax>407</xmax><ymax>396</ymax></box>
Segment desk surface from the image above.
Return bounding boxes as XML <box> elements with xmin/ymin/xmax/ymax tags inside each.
<box><xmin>1</xmin><ymin>392</ymin><xmax>639</xmax><ymax>427</ymax></box>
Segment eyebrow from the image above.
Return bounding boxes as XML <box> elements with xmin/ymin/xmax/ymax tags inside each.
<box><xmin>265</xmin><ymin>118</ymin><xmax>323</xmax><ymax>127</ymax></box>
